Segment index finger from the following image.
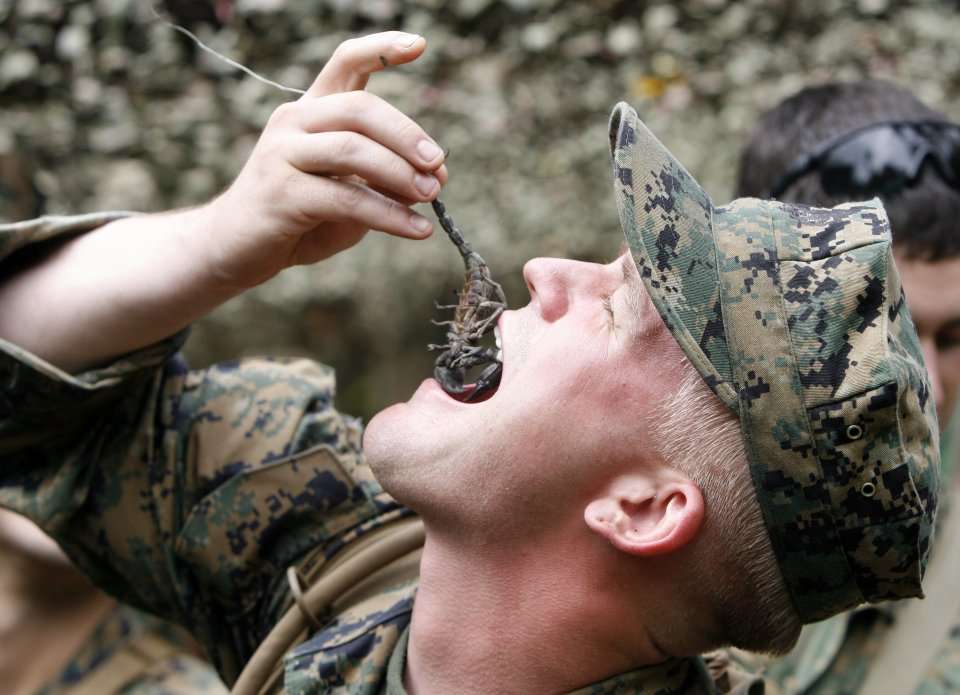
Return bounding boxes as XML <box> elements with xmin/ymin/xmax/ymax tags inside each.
<box><xmin>305</xmin><ymin>32</ymin><xmax>426</xmax><ymax>97</ymax></box>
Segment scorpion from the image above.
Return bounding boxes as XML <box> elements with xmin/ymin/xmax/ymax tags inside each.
<box><xmin>428</xmin><ymin>198</ymin><xmax>507</xmax><ymax>402</ymax></box>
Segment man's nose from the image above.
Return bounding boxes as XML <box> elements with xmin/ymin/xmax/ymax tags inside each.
<box><xmin>920</xmin><ymin>337</ymin><xmax>945</xmax><ymax>414</ymax></box>
<box><xmin>523</xmin><ymin>258</ymin><xmax>571</xmax><ymax>322</ymax></box>
<box><xmin>523</xmin><ymin>257</ymin><xmax>607</xmax><ymax>322</ymax></box>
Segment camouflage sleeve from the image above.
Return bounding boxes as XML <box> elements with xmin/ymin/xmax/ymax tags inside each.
<box><xmin>0</xmin><ymin>346</ymin><xmax>400</xmax><ymax>681</ymax></box>
<box><xmin>0</xmin><ymin>211</ymin><xmax>137</xmax><ymax>259</ymax></box>
<box><xmin>0</xmin><ymin>215</ymin><xmax>400</xmax><ymax>682</ymax></box>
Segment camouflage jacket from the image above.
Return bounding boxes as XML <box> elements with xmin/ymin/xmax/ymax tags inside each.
<box><xmin>0</xmin><ymin>213</ymin><xmax>740</xmax><ymax>694</ymax></box>
<box><xmin>39</xmin><ymin>602</ymin><xmax>229</xmax><ymax>695</ymax></box>
<box><xmin>728</xmin><ymin>407</ymin><xmax>960</xmax><ymax>695</ymax></box>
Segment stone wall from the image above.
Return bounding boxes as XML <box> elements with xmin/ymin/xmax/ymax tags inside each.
<box><xmin>3</xmin><ymin>0</ymin><xmax>959</xmax><ymax>418</ymax></box>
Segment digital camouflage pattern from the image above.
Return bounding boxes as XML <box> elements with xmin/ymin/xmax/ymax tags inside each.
<box><xmin>608</xmin><ymin>101</ymin><xmax>940</xmax><ymax>623</ymax></box>
<box><xmin>0</xmin><ymin>211</ymin><xmax>402</xmax><ymax>689</ymax></box>
<box><xmin>39</xmin><ymin>603</ymin><xmax>228</xmax><ymax>695</ymax></box>
<box><xmin>0</xmin><ymin>215</ymin><xmax>734</xmax><ymax>693</ymax></box>
<box><xmin>727</xmin><ymin>407</ymin><xmax>960</xmax><ymax>694</ymax></box>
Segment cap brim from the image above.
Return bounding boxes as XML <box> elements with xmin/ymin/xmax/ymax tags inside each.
<box><xmin>608</xmin><ymin>102</ymin><xmax>737</xmax><ymax>409</ymax></box>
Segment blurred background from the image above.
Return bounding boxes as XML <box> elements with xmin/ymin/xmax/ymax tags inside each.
<box><xmin>2</xmin><ymin>0</ymin><xmax>959</xmax><ymax>420</ymax></box>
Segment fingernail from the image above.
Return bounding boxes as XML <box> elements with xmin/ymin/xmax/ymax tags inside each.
<box><xmin>410</xmin><ymin>213</ymin><xmax>432</xmax><ymax>234</ymax></box>
<box><xmin>414</xmin><ymin>173</ymin><xmax>438</xmax><ymax>197</ymax></box>
<box><xmin>396</xmin><ymin>33</ymin><xmax>421</xmax><ymax>49</ymax></box>
<box><xmin>417</xmin><ymin>139</ymin><xmax>443</xmax><ymax>162</ymax></box>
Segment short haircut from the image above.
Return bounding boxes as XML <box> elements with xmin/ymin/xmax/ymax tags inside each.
<box><xmin>737</xmin><ymin>80</ymin><xmax>960</xmax><ymax>260</ymax></box>
<box><xmin>652</xmin><ymin>361</ymin><xmax>802</xmax><ymax>654</ymax></box>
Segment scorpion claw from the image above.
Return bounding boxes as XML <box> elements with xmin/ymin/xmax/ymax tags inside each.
<box><xmin>434</xmin><ymin>364</ymin><xmax>468</xmax><ymax>394</ymax></box>
<box><xmin>463</xmin><ymin>361</ymin><xmax>503</xmax><ymax>402</ymax></box>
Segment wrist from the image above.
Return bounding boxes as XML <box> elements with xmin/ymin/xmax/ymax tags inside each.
<box><xmin>194</xmin><ymin>193</ymin><xmax>284</xmax><ymax>293</ymax></box>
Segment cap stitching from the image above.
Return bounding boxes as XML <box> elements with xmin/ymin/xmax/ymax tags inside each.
<box><xmin>770</xmin><ymin>204</ymin><xmax>858</xmax><ymax>615</ymax></box>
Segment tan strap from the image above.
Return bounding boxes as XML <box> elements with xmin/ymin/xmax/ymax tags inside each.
<box><xmin>286</xmin><ymin>567</ymin><xmax>323</xmax><ymax>631</ymax></box>
<box><xmin>859</xmin><ymin>490</ymin><xmax>960</xmax><ymax>694</ymax></box>
<box><xmin>231</xmin><ymin>517</ymin><xmax>425</xmax><ymax>695</ymax></box>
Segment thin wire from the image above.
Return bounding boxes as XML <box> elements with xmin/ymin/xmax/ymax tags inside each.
<box><xmin>150</xmin><ymin>5</ymin><xmax>306</xmax><ymax>96</ymax></box>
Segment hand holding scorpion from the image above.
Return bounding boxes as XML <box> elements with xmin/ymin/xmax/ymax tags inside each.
<box><xmin>204</xmin><ymin>31</ymin><xmax>448</xmax><ymax>290</ymax></box>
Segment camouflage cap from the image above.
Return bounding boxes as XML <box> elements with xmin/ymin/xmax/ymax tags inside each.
<box><xmin>607</xmin><ymin>102</ymin><xmax>940</xmax><ymax>623</ymax></box>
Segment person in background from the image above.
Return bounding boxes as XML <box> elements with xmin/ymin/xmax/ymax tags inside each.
<box><xmin>733</xmin><ymin>80</ymin><xmax>960</xmax><ymax>694</ymax></box>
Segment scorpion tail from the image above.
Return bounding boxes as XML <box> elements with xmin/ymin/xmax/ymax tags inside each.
<box><xmin>431</xmin><ymin>198</ymin><xmax>474</xmax><ymax>259</ymax></box>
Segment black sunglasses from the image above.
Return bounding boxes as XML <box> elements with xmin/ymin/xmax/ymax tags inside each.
<box><xmin>768</xmin><ymin>120</ymin><xmax>960</xmax><ymax>200</ymax></box>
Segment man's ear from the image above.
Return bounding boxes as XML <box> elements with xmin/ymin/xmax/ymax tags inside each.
<box><xmin>583</xmin><ymin>475</ymin><xmax>704</xmax><ymax>556</ymax></box>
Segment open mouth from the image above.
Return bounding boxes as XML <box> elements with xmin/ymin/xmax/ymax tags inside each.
<box><xmin>450</xmin><ymin>382</ymin><xmax>497</xmax><ymax>403</ymax></box>
<box><xmin>441</xmin><ymin>323</ymin><xmax>504</xmax><ymax>404</ymax></box>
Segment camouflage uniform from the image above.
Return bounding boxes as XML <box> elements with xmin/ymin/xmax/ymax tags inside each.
<box><xmin>0</xmin><ymin>215</ymin><xmax>729</xmax><ymax>693</ymax></box>
<box><xmin>39</xmin><ymin>602</ymin><xmax>229</xmax><ymax>695</ymax></box>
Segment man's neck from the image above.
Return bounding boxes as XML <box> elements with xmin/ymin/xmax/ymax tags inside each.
<box><xmin>403</xmin><ymin>527</ymin><xmax>667</xmax><ymax>695</ymax></box>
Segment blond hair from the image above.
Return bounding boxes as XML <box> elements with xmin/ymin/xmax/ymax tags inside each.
<box><xmin>652</xmin><ymin>361</ymin><xmax>802</xmax><ymax>654</ymax></box>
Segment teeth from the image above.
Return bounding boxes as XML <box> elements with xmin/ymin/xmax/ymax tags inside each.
<box><xmin>496</xmin><ymin>348</ymin><xmax>503</xmax><ymax>362</ymax></box>
<box><xmin>494</xmin><ymin>325</ymin><xmax>502</xmax><ymax>350</ymax></box>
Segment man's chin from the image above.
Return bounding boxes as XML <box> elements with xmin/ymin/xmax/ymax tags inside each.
<box><xmin>362</xmin><ymin>402</ymin><xmax>401</xmax><ymax>459</ymax></box>
<box><xmin>363</xmin><ymin>396</ymin><xmax>426</xmax><ymax>484</ymax></box>
<box><xmin>363</xmin><ymin>381</ymin><xmax>464</xmax><ymax>500</ymax></box>
<box><xmin>364</xmin><ymin>401</ymin><xmax>429</xmax><ymax>510</ymax></box>
<box><xmin>364</xmin><ymin>379</ymin><xmax>450</xmax><ymax>451</ymax></box>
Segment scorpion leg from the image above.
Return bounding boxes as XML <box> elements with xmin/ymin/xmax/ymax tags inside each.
<box><xmin>430</xmin><ymin>337</ymin><xmax>465</xmax><ymax>353</ymax></box>
<box><xmin>450</xmin><ymin>344</ymin><xmax>493</xmax><ymax>365</ymax></box>
<box><xmin>462</xmin><ymin>320</ymin><xmax>502</xmax><ymax>344</ymax></box>
<box><xmin>469</xmin><ymin>306</ymin><xmax>504</xmax><ymax>335</ymax></box>
<box><xmin>451</xmin><ymin>348</ymin><xmax>500</xmax><ymax>377</ymax></box>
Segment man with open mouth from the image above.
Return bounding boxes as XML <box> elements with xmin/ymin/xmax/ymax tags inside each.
<box><xmin>0</xmin><ymin>33</ymin><xmax>941</xmax><ymax>694</ymax></box>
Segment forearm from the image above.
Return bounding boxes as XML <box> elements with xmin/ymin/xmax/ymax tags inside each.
<box><xmin>0</xmin><ymin>33</ymin><xmax>445</xmax><ymax>376</ymax></box>
<box><xmin>0</xmin><ymin>205</ymin><xmax>235</xmax><ymax>373</ymax></box>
